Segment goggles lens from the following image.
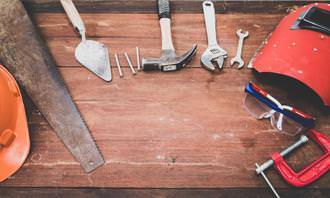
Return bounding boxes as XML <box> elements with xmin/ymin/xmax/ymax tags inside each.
<box><xmin>270</xmin><ymin>112</ymin><xmax>304</xmax><ymax>136</ymax></box>
<box><xmin>244</xmin><ymin>83</ymin><xmax>313</xmax><ymax>136</ymax></box>
<box><xmin>244</xmin><ymin>94</ymin><xmax>272</xmax><ymax>119</ymax></box>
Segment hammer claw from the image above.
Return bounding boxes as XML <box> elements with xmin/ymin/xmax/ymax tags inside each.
<box><xmin>143</xmin><ymin>44</ymin><xmax>197</xmax><ymax>72</ymax></box>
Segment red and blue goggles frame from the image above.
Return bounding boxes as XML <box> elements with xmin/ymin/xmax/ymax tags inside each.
<box><xmin>245</xmin><ymin>82</ymin><xmax>315</xmax><ymax>128</ymax></box>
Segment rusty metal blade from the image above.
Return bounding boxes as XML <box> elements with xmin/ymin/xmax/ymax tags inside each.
<box><xmin>0</xmin><ymin>0</ymin><xmax>104</xmax><ymax>173</ymax></box>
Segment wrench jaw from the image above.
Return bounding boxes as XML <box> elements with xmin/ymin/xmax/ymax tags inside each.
<box><xmin>237</xmin><ymin>61</ymin><xmax>245</xmax><ymax>69</ymax></box>
<box><xmin>236</xmin><ymin>29</ymin><xmax>249</xmax><ymax>38</ymax></box>
<box><xmin>201</xmin><ymin>50</ymin><xmax>216</xmax><ymax>71</ymax></box>
<box><xmin>201</xmin><ymin>46</ymin><xmax>227</xmax><ymax>71</ymax></box>
<box><xmin>230</xmin><ymin>57</ymin><xmax>244</xmax><ymax>69</ymax></box>
<box><xmin>215</xmin><ymin>57</ymin><xmax>225</xmax><ymax>69</ymax></box>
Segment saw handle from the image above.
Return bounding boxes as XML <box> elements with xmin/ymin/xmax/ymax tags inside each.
<box><xmin>60</xmin><ymin>0</ymin><xmax>86</xmax><ymax>40</ymax></box>
<box><xmin>271</xmin><ymin>129</ymin><xmax>330</xmax><ymax>187</ymax></box>
<box><xmin>158</xmin><ymin>0</ymin><xmax>171</xmax><ymax>19</ymax></box>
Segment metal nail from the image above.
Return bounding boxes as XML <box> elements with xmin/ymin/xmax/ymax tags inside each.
<box><xmin>124</xmin><ymin>52</ymin><xmax>137</xmax><ymax>75</ymax></box>
<box><xmin>114</xmin><ymin>54</ymin><xmax>123</xmax><ymax>78</ymax></box>
<box><xmin>136</xmin><ymin>47</ymin><xmax>141</xmax><ymax>71</ymax></box>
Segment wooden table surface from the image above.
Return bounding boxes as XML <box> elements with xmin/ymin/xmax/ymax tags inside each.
<box><xmin>1</xmin><ymin>0</ymin><xmax>329</xmax><ymax>197</ymax></box>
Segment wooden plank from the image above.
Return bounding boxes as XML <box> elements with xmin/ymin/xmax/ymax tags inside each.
<box><xmin>22</xmin><ymin>0</ymin><xmax>319</xmax><ymax>13</ymax></box>
<box><xmin>1</xmin><ymin>11</ymin><xmax>329</xmax><ymax>189</ymax></box>
<box><xmin>1</xmin><ymin>187</ymin><xmax>330</xmax><ymax>198</ymax></box>
<box><xmin>33</xmin><ymin>13</ymin><xmax>284</xmax><ymax>67</ymax></box>
<box><xmin>0</xmin><ymin>68</ymin><xmax>329</xmax><ymax>187</ymax></box>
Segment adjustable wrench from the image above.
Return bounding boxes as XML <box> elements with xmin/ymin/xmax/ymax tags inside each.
<box><xmin>230</xmin><ymin>29</ymin><xmax>249</xmax><ymax>69</ymax></box>
<box><xmin>200</xmin><ymin>1</ymin><xmax>227</xmax><ymax>71</ymax></box>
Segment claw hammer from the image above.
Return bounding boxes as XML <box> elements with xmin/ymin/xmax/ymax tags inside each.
<box><xmin>142</xmin><ymin>0</ymin><xmax>197</xmax><ymax>72</ymax></box>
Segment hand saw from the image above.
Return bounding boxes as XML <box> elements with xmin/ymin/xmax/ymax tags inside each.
<box><xmin>0</xmin><ymin>0</ymin><xmax>104</xmax><ymax>173</ymax></box>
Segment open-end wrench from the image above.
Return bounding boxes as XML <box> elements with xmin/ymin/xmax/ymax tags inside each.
<box><xmin>230</xmin><ymin>29</ymin><xmax>249</xmax><ymax>69</ymax></box>
<box><xmin>201</xmin><ymin>1</ymin><xmax>227</xmax><ymax>71</ymax></box>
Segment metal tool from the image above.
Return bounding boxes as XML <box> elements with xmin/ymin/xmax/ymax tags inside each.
<box><xmin>124</xmin><ymin>52</ymin><xmax>137</xmax><ymax>75</ymax></box>
<box><xmin>201</xmin><ymin>1</ymin><xmax>227</xmax><ymax>71</ymax></box>
<box><xmin>230</xmin><ymin>29</ymin><xmax>249</xmax><ymax>69</ymax></box>
<box><xmin>115</xmin><ymin>54</ymin><xmax>123</xmax><ymax>78</ymax></box>
<box><xmin>255</xmin><ymin>163</ymin><xmax>280</xmax><ymax>198</ymax></box>
<box><xmin>142</xmin><ymin>0</ymin><xmax>197</xmax><ymax>72</ymax></box>
<box><xmin>136</xmin><ymin>47</ymin><xmax>141</xmax><ymax>71</ymax></box>
<box><xmin>256</xmin><ymin>135</ymin><xmax>308</xmax><ymax>198</ymax></box>
<box><xmin>256</xmin><ymin>129</ymin><xmax>330</xmax><ymax>196</ymax></box>
<box><xmin>60</xmin><ymin>0</ymin><xmax>112</xmax><ymax>81</ymax></box>
<box><xmin>0</xmin><ymin>0</ymin><xmax>104</xmax><ymax>173</ymax></box>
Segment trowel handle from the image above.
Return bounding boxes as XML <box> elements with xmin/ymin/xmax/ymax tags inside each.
<box><xmin>60</xmin><ymin>0</ymin><xmax>86</xmax><ymax>39</ymax></box>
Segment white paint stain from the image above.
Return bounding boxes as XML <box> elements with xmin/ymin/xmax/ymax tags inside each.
<box><xmin>156</xmin><ymin>155</ymin><xmax>165</xmax><ymax>160</ymax></box>
<box><xmin>212</xmin><ymin>133</ymin><xmax>220</xmax><ymax>140</ymax></box>
<box><xmin>64</xmin><ymin>46</ymin><xmax>74</xmax><ymax>50</ymax></box>
<box><xmin>225</xmin><ymin>133</ymin><xmax>235</xmax><ymax>138</ymax></box>
<box><xmin>39</xmin><ymin>24</ymin><xmax>68</xmax><ymax>27</ymax></box>
<box><xmin>97</xmin><ymin>21</ymin><xmax>109</xmax><ymax>27</ymax></box>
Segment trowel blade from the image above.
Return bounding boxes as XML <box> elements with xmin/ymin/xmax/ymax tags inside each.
<box><xmin>75</xmin><ymin>40</ymin><xmax>112</xmax><ymax>81</ymax></box>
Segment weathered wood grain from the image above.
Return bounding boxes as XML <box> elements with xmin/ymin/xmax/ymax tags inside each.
<box><xmin>1</xmin><ymin>68</ymin><xmax>329</xmax><ymax>187</ymax></box>
<box><xmin>1</xmin><ymin>187</ymin><xmax>330</xmax><ymax>198</ymax></box>
<box><xmin>22</xmin><ymin>0</ymin><xmax>319</xmax><ymax>13</ymax></box>
<box><xmin>1</xmin><ymin>10</ymin><xmax>329</xmax><ymax>191</ymax></box>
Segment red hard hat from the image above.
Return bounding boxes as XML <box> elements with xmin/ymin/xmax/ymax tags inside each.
<box><xmin>249</xmin><ymin>3</ymin><xmax>330</xmax><ymax>107</ymax></box>
<box><xmin>0</xmin><ymin>64</ymin><xmax>30</xmax><ymax>182</ymax></box>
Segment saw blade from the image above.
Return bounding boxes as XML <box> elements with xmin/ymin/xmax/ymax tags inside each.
<box><xmin>0</xmin><ymin>0</ymin><xmax>104</xmax><ymax>173</ymax></box>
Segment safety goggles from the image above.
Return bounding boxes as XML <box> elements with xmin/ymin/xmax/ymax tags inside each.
<box><xmin>244</xmin><ymin>82</ymin><xmax>315</xmax><ymax>136</ymax></box>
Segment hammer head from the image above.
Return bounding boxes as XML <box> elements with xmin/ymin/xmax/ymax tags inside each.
<box><xmin>142</xmin><ymin>44</ymin><xmax>197</xmax><ymax>72</ymax></box>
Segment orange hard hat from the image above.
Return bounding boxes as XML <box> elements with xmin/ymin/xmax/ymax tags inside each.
<box><xmin>0</xmin><ymin>64</ymin><xmax>30</xmax><ymax>182</ymax></box>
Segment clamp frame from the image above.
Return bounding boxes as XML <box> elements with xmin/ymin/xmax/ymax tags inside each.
<box><xmin>271</xmin><ymin>129</ymin><xmax>330</xmax><ymax>187</ymax></box>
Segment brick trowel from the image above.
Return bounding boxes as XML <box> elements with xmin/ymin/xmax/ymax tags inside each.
<box><xmin>60</xmin><ymin>0</ymin><xmax>112</xmax><ymax>81</ymax></box>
